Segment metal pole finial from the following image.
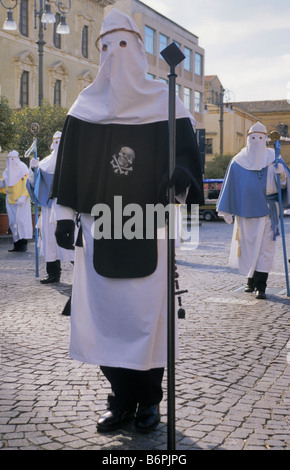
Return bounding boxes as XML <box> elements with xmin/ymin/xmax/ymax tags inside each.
<box><xmin>270</xmin><ymin>131</ymin><xmax>280</xmax><ymax>141</ymax></box>
<box><xmin>31</xmin><ymin>122</ymin><xmax>41</xmax><ymax>137</ymax></box>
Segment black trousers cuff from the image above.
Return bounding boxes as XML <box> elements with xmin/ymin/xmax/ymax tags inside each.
<box><xmin>100</xmin><ymin>366</ymin><xmax>164</xmax><ymax>411</ymax></box>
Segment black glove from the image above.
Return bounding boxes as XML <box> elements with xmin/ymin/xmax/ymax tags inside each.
<box><xmin>55</xmin><ymin>220</ymin><xmax>75</xmax><ymax>250</ymax></box>
<box><xmin>169</xmin><ymin>166</ymin><xmax>192</xmax><ymax>195</ymax></box>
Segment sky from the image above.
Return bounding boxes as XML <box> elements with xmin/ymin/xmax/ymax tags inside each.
<box><xmin>140</xmin><ymin>0</ymin><xmax>290</xmax><ymax>103</ymax></box>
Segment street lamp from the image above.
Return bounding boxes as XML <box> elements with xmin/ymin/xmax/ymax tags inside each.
<box><xmin>1</xmin><ymin>0</ymin><xmax>71</xmax><ymax>106</ymax></box>
<box><xmin>41</xmin><ymin>1</ymin><xmax>71</xmax><ymax>33</ymax></box>
<box><xmin>219</xmin><ymin>86</ymin><xmax>225</xmax><ymax>155</ymax></box>
<box><xmin>41</xmin><ymin>1</ymin><xmax>56</xmax><ymax>23</ymax></box>
<box><xmin>204</xmin><ymin>86</ymin><xmax>234</xmax><ymax>155</ymax></box>
<box><xmin>56</xmin><ymin>14</ymin><xmax>70</xmax><ymax>34</ymax></box>
<box><xmin>0</xmin><ymin>0</ymin><xmax>17</xmax><ymax>30</ymax></box>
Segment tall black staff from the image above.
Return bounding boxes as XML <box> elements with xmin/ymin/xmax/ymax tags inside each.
<box><xmin>25</xmin><ymin>122</ymin><xmax>40</xmax><ymax>277</ymax></box>
<box><xmin>161</xmin><ymin>42</ymin><xmax>185</xmax><ymax>451</ymax></box>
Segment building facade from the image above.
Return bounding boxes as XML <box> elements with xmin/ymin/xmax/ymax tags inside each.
<box><xmin>0</xmin><ymin>0</ymin><xmax>115</xmax><ymax>110</ymax></box>
<box><xmin>0</xmin><ymin>0</ymin><xmax>204</xmax><ymax>171</ymax></box>
<box><xmin>204</xmin><ymin>74</ymin><xmax>223</xmax><ymax>106</ymax></box>
<box><xmin>0</xmin><ymin>0</ymin><xmax>114</xmax><ymax>170</ymax></box>
<box><xmin>204</xmin><ymin>103</ymin><xmax>257</xmax><ymax>161</ymax></box>
<box><xmin>204</xmin><ymin>76</ymin><xmax>257</xmax><ymax>163</ymax></box>
<box><xmin>235</xmin><ymin>100</ymin><xmax>290</xmax><ymax>137</ymax></box>
<box><xmin>234</xmin><ymin>100</ymin><xmax>290</xmax><ymax>164</ymax></box>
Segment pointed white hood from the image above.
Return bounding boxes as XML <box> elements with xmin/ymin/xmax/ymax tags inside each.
<box><xmin>39</xmin><ymin>131</ymin><xmax>62</xmax><ymax>175</ymax></box>
<box><xmin>234</xmin><ymin>122</ymin><xmax>274</xmax><ymax>171</ymax></box>
<box><xmin>68</xmin><ymin>9</ymin><xmax>196</xmax><ymax>128</ymax></box>
<box><xmin>3</xmin><ymin>150</ymin><xmax>29</xmax><ymax>186</ymax></box>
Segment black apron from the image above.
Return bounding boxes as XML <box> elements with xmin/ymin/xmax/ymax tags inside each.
<box><xmin>51</xmin><ymin>116</ymin><xmax>204</xmax><ymax>278</ymax></box>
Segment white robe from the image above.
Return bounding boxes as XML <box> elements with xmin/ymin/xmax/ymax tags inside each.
<box><xmin>52</xmin><ymin>11</ymin><xmax>198</xmax><ymax>371</ymax></box>
<box><xmin>28</xmin><ymin>145</ymin><xmax>74</xmax><ymax>264</ymax></box>
<box><xmin>3</xmin><ymin>155</ymin><xmax>32</xmax><ymax>242</ymax></box>
<box><xmin>36</xmin><ymin>206</ymin><xmax>74</xmax><ymax>263</ymax></box>
<box><xmin>69</xmin><ymin>213</ymin><xmax>178</xmax><ymax>370</ymax></box>
<box><xmin>228</xmin><ymin>163</ymin><xmax>284</xmax><ymax>277</ymax></box>
<box><xmin>6</xmin><ymin>195</ymin><xmax>32</xmax><ymax>242</ymax></box>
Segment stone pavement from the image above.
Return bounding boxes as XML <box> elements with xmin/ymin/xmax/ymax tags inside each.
<box><xmin>0</xmin><ymin>219</ymin><xmax>289</xmax><ymax>451</ymax></box>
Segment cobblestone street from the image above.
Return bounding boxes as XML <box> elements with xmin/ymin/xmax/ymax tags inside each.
<box><xmin>0</xmin><ymin>219</ymin><xmax>289</xmax><ymax>451</ymax></box>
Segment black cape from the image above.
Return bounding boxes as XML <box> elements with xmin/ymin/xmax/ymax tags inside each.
<box><xmin>51</xmin><ymin>115</ymin><xmax>204</xmax><ymax>278</ymax></box>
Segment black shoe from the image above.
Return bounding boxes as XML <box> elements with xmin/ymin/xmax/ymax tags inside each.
<box><xmin>97</xmin><ymin>409</ymin><xmax>135</xmax><ymax>432</ymax></box>
<box><xmin>244</xmin><ymin>286</ymin><xmax>254</xmax><ymax>293</ymax></box>
<box><xmin>244</xmin><ymin>277</ymin><xmax>254</xmax><ymax>292</ymax></box>
<box><xmin>135</xmin><ymin>404</ymin><xmax>160</xmax><ymax>433</ymax></box>
<box><xmin>8</xmin><ymin>246</ymin><xmax>27</xmax><ymax>252</ymax></box>
<box><xmin>40</xmin><ymin>275</ymin><xmax>60</xmax><ymax>284</ymax></box>
<box><xmin>255</xmin><ymin>290</ymin><xmax>266</xmax><ymax>299</ymax></box>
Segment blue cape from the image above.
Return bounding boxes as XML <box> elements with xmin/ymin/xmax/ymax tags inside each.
<box><xmin>26</xmin><ymin>169</ymin><xmax>54</xmax><ymax>208</ymax></box>
<box><xmin>216</xmin><ymin>161</ymin><xmax>270</xmax><ymax>217</ymax></box>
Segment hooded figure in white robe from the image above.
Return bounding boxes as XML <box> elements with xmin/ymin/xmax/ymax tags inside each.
<box><xmin>51</xmin><ymin>9</ymin><xmax>203</xmax><ymax>433</ymax></box>
<box><xmin>217</xmin><ymin>122</ymin><xmax>290</xmax><ymax>299</ymax></box>
<box><xmin>27</xmin><ymin>132</ymin><xmax>74</xmax><ymax>284</ymax></box>
<box><xmin>0</xmin><ymin>151</ymin><xmax>32</xmax><ymax>252</ymax></box>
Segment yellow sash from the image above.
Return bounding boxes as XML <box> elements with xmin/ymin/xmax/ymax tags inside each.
<box><xmin>5</xmin><ymin>175</ymin><xmax>29</xmax><ymax>204</ymax></box>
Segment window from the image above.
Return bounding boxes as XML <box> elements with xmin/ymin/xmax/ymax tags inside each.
<box><xmin>54</xmin><ymin>80</ymin><xmax>61</xmax><ymax>106</ymax></box>
<box><xmin>195</xmin><ymin>53</ymin><xmax>202</xmax><ymax>76</ymax></box>
<box><xmin>176</xmin><ymin>83</ymin><xmax>181</xmax><ymax>97</ymax></box>
<box><xmin>159</xmin><ymin>33</ymin><xmax>168</xmax><ymax>57</ymax></box>
<box><xmin>159</xmin><ymin>77</ymin><xmax>168</xmax><ymax>84</ymax></box>
<box><xmin>20</xmin><ymin>71</ymin><xmax>29</xmax><ymax>107</ymax></box>
<box><xmin>147</xmin><ymin>73</ymin><xmax>155</xmax><ymax>80</ymax></box>
<box><xmin>184</xmin><ymin>87</ymin><xmax>191</xmax><ymax>111</ymax></box>
<box><xmin>205</xmin><ymin>138</ymin><xmax>213</xmax><ymax>154</ymax></box>
<box><xmin>19</xmin><ymin>0</ymin><xmax>29</xmax><ymax>37</ymax></box>
<box><xmin>184</xmin><ymin>47</ymin><xmax>192</xmax><ymax>72</ymax></box>
<box><xmin>53</xmin><ymin>13</ymin><xmax>61</xmax><ymax>49</ymax></box>
<box><xmin>82</xmin><ymin>25</ymin><xmax>89</xmax><ymax>58</ymax></box>
<box><xmin>144</xmin><ymin>26</ymin><xmax>155</xmax><ymax>55</ymax></box>
<box><xmin>194</xmin><ymin>91</ymin><xmax>202</xmax><ymax>113</ymax></box>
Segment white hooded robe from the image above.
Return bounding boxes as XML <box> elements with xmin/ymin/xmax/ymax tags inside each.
<box><xmin>2</xmin><ymin>151</ymin><xmax>32</xmax><ymax>242</ymax></box>
<box><xmin>218</xmin><ymin>122</ymin><xmax>287</xmax><ymax>277</ymax></box>
<box><xmin>52</xmin><ymin>9</ymin><xmax>203</xmax><ymax>370</ymax></box>
<box><xmin>27</xmin><ymin>133</ymin><xmax>74</xmax><ymax>264</ymax></box>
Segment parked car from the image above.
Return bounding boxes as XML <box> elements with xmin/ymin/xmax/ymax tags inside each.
<box><xmin>199</xmin><ymin>178</ymin><xmax>223</xmax><ymax>221</ymax></box>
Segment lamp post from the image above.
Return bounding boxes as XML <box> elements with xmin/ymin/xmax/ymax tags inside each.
<box><xmin>1</xmin><ymin>0</ymin><xmax>71</xmax><ymax>106</ymax></box>
<box><xmin>204</xmin><ymin>86</ymin><xmax>234</xmax><ymax>155</ymax></box>
<box><xmin>219</xmin><ymin>86</ymin><xmax>225</xmax><ymax>155</ymax></box>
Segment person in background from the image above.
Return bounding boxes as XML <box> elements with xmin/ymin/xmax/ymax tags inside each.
<box><xmin>217</xmin><ymin>122</ymin><xmax>290</xmax><ymax>299</ymax></box>
<box><xmin>0</xmin><ymin>150</ymin><xmax>32</xmax><ymax>252</ymax></box>
<box><xmin>27</xmin><ymin>131</ymin><xmax>74</xmax><ymax>284</ymax></box>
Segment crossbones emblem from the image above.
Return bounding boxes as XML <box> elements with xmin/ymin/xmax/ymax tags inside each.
<box><xmin>110</xmin><ymin>146</ymin><xmax>136</xmax><ymax>175</ymax></box>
